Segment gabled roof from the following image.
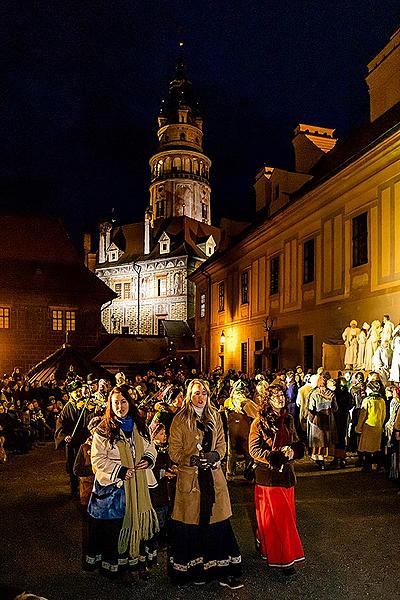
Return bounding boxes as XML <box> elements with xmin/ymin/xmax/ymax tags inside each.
<box><xmin>98</xmin><ymin>216</ymin><xmax>221</xmax><ymax>265</ymax></box>
<box><xmin>93</xmin><ymin>336</ymin><xmax>169</xmax><ymax>366</ymax></box>
<box><xmin>1</xmin><ymin>215</ymin><xmax>114</xmax><ymax>302</ymax></box>
<box><xmin>27</xmin><ymin>344</ymin><xmax>110</xmax><ymax>383</ymax></box>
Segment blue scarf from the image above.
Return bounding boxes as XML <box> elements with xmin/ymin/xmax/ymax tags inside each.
<box><xmin>116</xmin><ymin>415</ymin><xmax>133</xmax><ymax>435</ymax></box>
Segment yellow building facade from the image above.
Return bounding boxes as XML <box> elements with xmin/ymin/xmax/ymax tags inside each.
<box><xmin>192</xmin><ymin>27</ymin><xmax>400</xmax><ymax>374</ymax></box>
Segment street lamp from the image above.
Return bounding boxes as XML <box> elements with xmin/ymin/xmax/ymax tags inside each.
<box><xmin>220</xmin><ymin>330</ymin><xmax>225</xmax><ymax>344</ymax></box>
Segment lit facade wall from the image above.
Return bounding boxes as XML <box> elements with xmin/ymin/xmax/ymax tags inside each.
<box><xmin>192</xmin><ymin>127</ymin><xmax>400</xmax><ymax>373</ymax></box>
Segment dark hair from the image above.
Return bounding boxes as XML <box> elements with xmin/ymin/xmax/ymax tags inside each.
<box><xmin>259</xmin><ymin>385</ymin><xmax>286</xmax><ymax>419</ymax></box>
<box><xmin>99</xmin><ymin>385</ymin><xmax>149</xmax><ymax>446</ymax></box>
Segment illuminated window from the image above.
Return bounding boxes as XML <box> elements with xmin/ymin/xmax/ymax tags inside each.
<box><xmin>65</xmin><ymin>310</ymin><xmax>76</xmax><ymax>332</ymax></box>
<box><xmin>156</xmin><ymin>199</ymin><xmax>166</xmax><ymax>218</ymax></box>
<box><xmin>241</xmin><ymin>271</ymin><xmax>249</xmax><ymax>304</ymax></box>
<box><xmin>200</xmin><ymin>292</ymin><xmax>206</xmax><ymax>318</ymax></box>
<box><xmin>52</xmin><ymin>310</ymin><xmax>63</xmax><ymax>331</ymax></box>
<box><xmin>0</xmin><ymin>307</ymin><xmax>10</xmax><ymax>329</ymax></box>
<box><xmin>218</xmin><ymin>281</ymin><xmax>225</xmax><ymax>312</ymax></box>
<box><xmin>352</xmin><ymin>212</ymin><xmax>368</xmax><ymax>267</ymax></box>
<box><xmin>303</xmin><ymin>239</ymin><xmax>315</xmax><ymax>284</ymax></box>
<box><xmin>123</xmin><ymin>282</ymin><xmax>131</xmax><ymax>299</ymax></box>
<box><xmin>115</xmin><ymin>283</ymin><xmax>122</xmax><ymax>299</ymax></box>
<box><xmin>157</xmin><ymin>277</ymin><xmax>167</xmax><ymax>296</ymax></box>
<box><xmin>270</xmin><ymin>256</ymin><xmax>279</xmax><ymax>295</ymax></box>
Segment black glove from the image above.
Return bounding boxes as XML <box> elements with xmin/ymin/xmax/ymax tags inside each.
<box><xmin>190</xmin><ymin>455</ymin><xmax>203</xmax><ymax>468</ymax></box>
<box><xmin>268</xmin><ymin>450</ymin><xmax>288</xmax><ymax>470</ymax></box>
<box><xmin>203</xmin><ymin>451</ymin><xmax>220</xmax><ymax>466</ymax></box>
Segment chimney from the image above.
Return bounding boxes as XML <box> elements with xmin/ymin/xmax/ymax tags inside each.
<box><xmin>366</xmin><ymin>27</ymin><xmax>400</xmax><ymax>122</ymax></box>
<box><xmin>254</xmin><ymin>166</ymin><xmax>273</xmax><ymax>213</ymax></box>
<box><xmin>144</xmin><ymin>208</ymin><xmax>152</xmax><ymax>255</ymax></box>
<box><xmin>98</xmin><ymin>221</ymin><xmax>112</xmax><ymax>264</ymax></box>
<box><xmin>292</xmin><ymin>124</ymin><xmax>337</xmax><ymax>173</ymax></box>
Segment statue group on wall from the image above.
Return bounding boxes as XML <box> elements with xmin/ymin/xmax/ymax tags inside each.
<box><xmin>342</xmin><ymin>315</ymin><xmax>400</xmax><ymax>384</ymax></box>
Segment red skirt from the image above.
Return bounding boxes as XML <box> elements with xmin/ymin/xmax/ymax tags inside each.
<box><xmin>254</xmin><ymin>485</ymin><xmax>305</xmax><ymax>568</ymax></box>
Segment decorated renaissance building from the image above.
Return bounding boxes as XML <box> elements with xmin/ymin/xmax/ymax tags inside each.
<box><xmin>191</xmin><ymin>27</ymin><xmax>400</xmax><ymax>374</ymax></box>
<box><xmin>95</xmin><ymin>58</ymin><xmax>220</xmax><ymax>336</ymax></box>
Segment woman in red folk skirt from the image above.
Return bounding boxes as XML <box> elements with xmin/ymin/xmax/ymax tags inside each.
<box><xmin>249</xmin><ymin>384</ymin><xmax>305</xmax><ymax>575</ymax></box>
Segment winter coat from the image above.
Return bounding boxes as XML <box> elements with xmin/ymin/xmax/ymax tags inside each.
<box><xmin>168</xmin><ymin>410</ymin><xmax>232</xmax><ymax>525</ymax></box>
<box><xmin>356</xmin><ymin>394</ymin><xmax>386</xmax><ymax>453</ymax></box>
<box><xmin>307</xmin><ymin>386</ymin><xmax>338</xmax><ymax>452</ymax></box>
<box><xmin>90</xmin><ymin>427</ymin><xmax>157</xmax><ymax>488</ymax></box>
<box><xmin>249</xmin><ymin>414</ymin><xmax>304</xmax><ymax>488</ymax></box>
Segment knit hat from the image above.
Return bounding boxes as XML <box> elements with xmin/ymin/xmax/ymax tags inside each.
<box><xmin>367</xmin><ymin>381</ymin><xmax>381</xmax><ymax>395</ymax></box>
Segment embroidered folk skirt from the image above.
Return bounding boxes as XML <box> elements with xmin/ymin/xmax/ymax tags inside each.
<box><xmin>168</xmin><ymin>519</ymin><xmax>242</xmax><ymax>582</ymax></box>
<box><xmin>85</xmin><ymin>516</ymin><xmax>157</xmax><ymax>574</ymax></box>
<box><xmin>254</xmin><ymin>485</ymin><xmax>305</xmax><ymax>569</ymax></box>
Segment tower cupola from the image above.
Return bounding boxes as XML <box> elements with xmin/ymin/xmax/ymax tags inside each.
<box><xmin>149</xmin><ymin>46</ymin><xmax>212</xmax><ymax>225</ymax></box>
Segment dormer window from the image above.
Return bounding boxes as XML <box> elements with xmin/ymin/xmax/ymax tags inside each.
<box><xmin>205</xmin><ymin>235</ymin><xmax>216</xmax><ymax>256</ymax></box>
<box><xmin>159</xmin><ymin>232</ymin><xmax>170</xmax><ymax>255</ymax></box>
<box><xmin>107</xmin><ymin>243</ymin><xmax>121</xmax><ymax>262</ymax></box>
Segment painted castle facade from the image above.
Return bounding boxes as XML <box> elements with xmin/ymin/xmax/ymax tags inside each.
<box><xmin>95</xmin><ymin>58</ymin><xmax>219</xmax><ymax>336</ymax></box>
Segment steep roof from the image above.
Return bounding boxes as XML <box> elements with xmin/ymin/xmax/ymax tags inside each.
<box><xmin>1</xmin><ymin>215</ymin><xmax>114</xmax><ymax>302</ymax></box>
<box><xmin>98</xmin><ymin>216</ymin><xmax>220</xmax><ymax>265</ymax></box>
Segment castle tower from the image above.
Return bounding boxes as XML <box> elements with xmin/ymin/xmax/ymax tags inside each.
<box><xmin>149</xmin><ymin>48</ymin><xmax>212</xmax><ymax>226</ymax></box>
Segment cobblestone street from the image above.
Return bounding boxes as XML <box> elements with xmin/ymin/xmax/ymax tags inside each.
<box><xmin>1</xmin><ymin>444</ymin><xmax>399</xmax><ymax>600</ymax></box>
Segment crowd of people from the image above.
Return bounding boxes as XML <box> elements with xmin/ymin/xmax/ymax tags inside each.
<box><xmin>2</xmin><ymin>356</ymin><xmax>400</xmax><ymax>591</ymax></box>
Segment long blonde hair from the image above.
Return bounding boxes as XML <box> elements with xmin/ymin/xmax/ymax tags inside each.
<box><xmin>177</xmin><ymin>378</ymin><xmax>217</xmax><ymax>429</ymax></box>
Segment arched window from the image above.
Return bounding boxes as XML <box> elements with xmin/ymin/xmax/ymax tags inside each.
<box><xmin>180</xmin><ymin>132</ymin><xmax>186</xmax><ymax>141</ymax></box>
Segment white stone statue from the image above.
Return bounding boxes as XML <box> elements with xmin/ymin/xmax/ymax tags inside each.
<box><xmin>372</xmin><ymin>339</ymin><xmax>393</xmax><ymax>387</ymax></box>
<box><xmin>364</xmin><ymin>319</ymin><xmax>382</xmax><ymax>371</ymax></box>
<box><xmin>389</xmin><ymin>324</ymin><xmax>400</xmax><ymax>383</ymax></box>
<box><xmin>381</xmin><ymin>314</ymin><xmax>394</xmax><ymax>343</ymax></box>
<box><xmin>342</xmin><ymin>320</ymin><xmax>360</xmax><ymax>369</ymax></box>
<box><xmin>356</xmin><ymin>322</ymin><xmax>369</xmax><ymax>370</ymax></box>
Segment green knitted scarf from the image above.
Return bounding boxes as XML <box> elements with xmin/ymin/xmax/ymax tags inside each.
<box><xmin>117</xmin><ymin>428</ymin><xmax>159</xmax><ymax>561</ymax></box>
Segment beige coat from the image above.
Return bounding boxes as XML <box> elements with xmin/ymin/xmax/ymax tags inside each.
<box><xmin>168</xmin><ymin>410</ymin><xmax>232</xmax><ymax>525</ymax></box>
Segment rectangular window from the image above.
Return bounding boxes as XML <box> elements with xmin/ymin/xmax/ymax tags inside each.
<box><xmin>241</xmin><ymin>271</ymin><xmax>249</xmax><ymax>304</ymax></box>
<box><xmin>202</xmin><ymin>203</ymin><xmax>208</xmax><ymax>220</ymax></box>
<box><xmin>115</xmin><ymin>283</ymin><xmax>122</xmax><ymax>299</ymax></box>
<box><xmin>218</xmin><ymin>281</ymin><xmax>225</xmax><ymax>312</ymax></box>
<box><xmin>156</xmin><ymin>200</ymin><xmax>166</xmax><ymax>218</ymax></box>
<box><xmin>241</xmin><ymin>342</ymin><xmax>248</xmax><ymax>374</ymax></box>
<box><xmin>270</xmin><ymin>256</ymin><xmax>279</xmax><ymax>295</ymax></box>
<box><xmin>65</xmin><ymin>310</ymin><xmax>76</xmax><ymax>332</ymax></box>
<box><xmin>52</xmin><ymin>310</ymin><xmax>63</xmax><ymax>331</ymax></box>
<box><xmin>352</xmin><ymin>212</ymin><xmax>368</xmax><ymax>267</ymax></box>
<box><xmin>303</xmin><ymin>239</ymin><xmax>315</xmax><ymax>284</ymax></box>
<box><xmin>0</xmin><ymin>307</ymin><xmax>10</xmax><ymax>329</ymax></box>
<box><xmin>157</xmin><ymin>277</ymin><xmax>167</xmax><ymax>296</ymax></box>
<box><xmin>123</xmin><ymin>282</ymin><xmax>131</xmax><ymax>299</ymax></box>
<box><xmin>200</xmin><ymin>292</ymin><xmax>206</xmax><ymax>318</ymax></box>
<box><xmin>157</xmin><ymin>319</ymin><xmax>165</xmax><ymax>336</ymax></box>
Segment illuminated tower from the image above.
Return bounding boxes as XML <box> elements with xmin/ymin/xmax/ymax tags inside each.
<box><xmin>149</xmin><ymin>47</ymin><xmax>212</xmax><ymax>226</ymax></box>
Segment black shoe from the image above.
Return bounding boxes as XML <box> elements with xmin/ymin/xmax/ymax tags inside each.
<box><xmin>283</xmin><ymin>567</ymin><xmax>296</xmax><ymax>576</ymax></box>
<box><xmin>328</xmin><ymin>458</ymin><xmax>339</xmax><ymax>469</ymax></box>
<box><xmin>316</xmin><ymin>460</ymin><xmax>325</xmax><ymax>470</ymax></box>
<box><xmin>339</xmin><ymin>459</ymin><xmax>347</xmax><ymax>468</ymax></box>
<box><xmin>219</xmin><ymin>576</ymin><xmax>244</xmax><ymax>589</ymax></box>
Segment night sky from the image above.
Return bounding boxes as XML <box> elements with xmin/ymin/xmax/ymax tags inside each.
<box><xmin>0</xmin><ymin>1</ymin><xmax>399</xmax><ymax>248</ymax></box>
